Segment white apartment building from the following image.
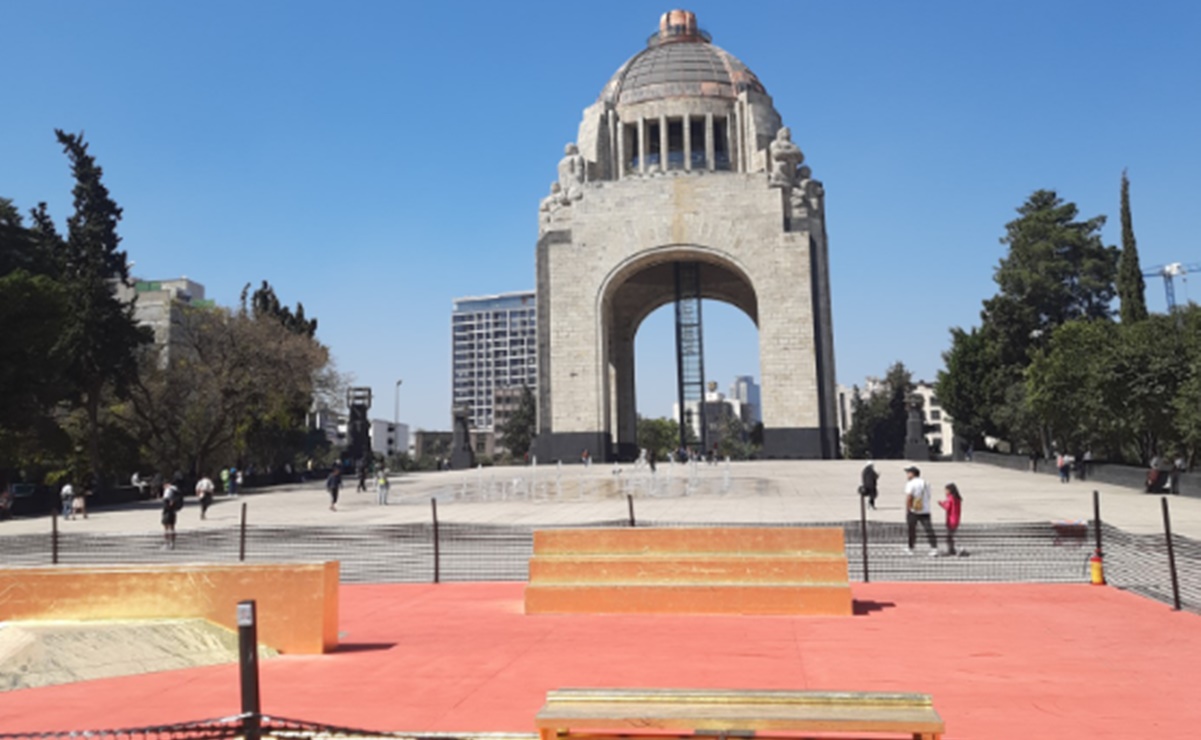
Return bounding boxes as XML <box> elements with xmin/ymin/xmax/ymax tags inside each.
<box><xmin>837</xmin><ymin>378</ymin><xmax>955</xmax><ymax>458</ymax></box>
<box><xmin>451</xmin><ymin>291</ymin><xmax>537</xmax><ymax>432</ymax></box>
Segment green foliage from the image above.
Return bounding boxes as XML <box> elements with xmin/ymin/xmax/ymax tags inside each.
<box><xmin>1117</xmin><ymin>171</ymin><xmax>1149</xmax><ymax>324</ymax></box>
<box><xmin>636</xmin><ymin>416</ymin><xmax>680</xmax><ymax>460</ymax></box>
<box><xmin>715</xmin><ymin>413</ymin><xmax>754</xmax><ymax>460</ymax></box>
<box><xmin>245</xmin><ymin>280</ymin><xmax>318</xmax><ymax>337</ymax></box>
<box><xmin>1028</xmin><ymin>313</ymin><xmax>1194</xmax><ymax>464</ymax></box>
<box><xmin>939</xmin><ymin>190</ymin><xmax>1118</xmax><ymax>451</ymax></box>
<box><xmin>496</xmin><ymin>386</ymin><xmax>536</xmax><ymax>458</ymax></box>
<box><xmin>844</xmin><ymin>363</ymin><xmax>913</xmax><ymax>459</ymax></box>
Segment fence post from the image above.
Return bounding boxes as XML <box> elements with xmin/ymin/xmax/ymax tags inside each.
<box><xmin>431</xmin><ymin>498</ymin><xmax>440</xmax><ymax>584</ymax></box>
<box><xmin>859</xmin><ymin>492</ymin><xmax>869</xmax><ymax>583</ymax></box>
<box><xmin>51</xmin><ymin>509</ymin><xmax>59</xmax><ymax>565</ymax></box>
<box><xmin>1092</xmin><ymin>490</ymin><xmax>1103</xmax><ymax>556</ymax></box>
<box><xmin>1161</xmin><ymin>496</ymin><xmax>1182</xmax><ymax>611</ymax></box>
<box><xmin>236</xmin><ymin>600</ymin><xmax>262</xmax><ymax>740</ymax></box>
<box><xmin>627</xmin><ymin>494</ymin><xmax>636</xmax><ymax>527</ymax></box>
<box><xmin>239</xmin><ymin>502</ymin><xmax>248</xmax><ymax>562</ymax></box>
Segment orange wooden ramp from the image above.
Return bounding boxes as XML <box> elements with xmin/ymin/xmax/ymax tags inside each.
<box><xmin>524</xmin><ymin>527</ymin><xmax>852</xmax><ymax>616</ymax></box>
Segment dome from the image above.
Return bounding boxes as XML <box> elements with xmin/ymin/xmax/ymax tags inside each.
<box><xmin>599</xmin><ymin>10</ymin><xmax>765</xmax><ymax>106</ymax></box>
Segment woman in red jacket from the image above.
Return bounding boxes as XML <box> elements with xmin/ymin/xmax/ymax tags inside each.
<box><xmin>939</xmin><ymin>483</ymin><xmax>963</xmax><ymax>556</ymax></box>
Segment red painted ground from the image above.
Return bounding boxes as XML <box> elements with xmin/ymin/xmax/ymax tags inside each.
<box><xmin>1</xmin><ymin>582</ymin><xmax>1199</xmax><ymax>739</ymax></box>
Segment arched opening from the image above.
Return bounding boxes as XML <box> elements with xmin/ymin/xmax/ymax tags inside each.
<box><xmin>598</xmin><ymin>246</ymin><xmax>760</xmax><ymax>461</ymax></box>
<box><xmin>635</xmin><ymin>300</ymin><xmax>760</xmax><ymax>457</ymax></box>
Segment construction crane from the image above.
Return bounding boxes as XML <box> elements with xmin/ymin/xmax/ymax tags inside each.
<box><xmin>1143</xmin><ymin>262</ymin><xmax>1201</xmax><ymax>312</ymax></box>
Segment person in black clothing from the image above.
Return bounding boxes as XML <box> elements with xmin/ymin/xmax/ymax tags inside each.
<box><xmin>356</xmin><ymin>459</ymin><xmax>368</xmax><ymax>493</ymax></box>
<box><xmin>326</xmin><ymin>468</ymin><xmax>343</xmax><ymax>512</ymax></box>
<box><xmin>859</xmin><ymin>462</ymin><xmax>879</xmax><ymax>509</ymax></box>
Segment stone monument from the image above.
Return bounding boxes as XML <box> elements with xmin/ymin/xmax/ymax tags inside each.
<box><xmin>533</xmin><ymin>10</ymin><xmax>837</xmax><ymax>462</ymax></box>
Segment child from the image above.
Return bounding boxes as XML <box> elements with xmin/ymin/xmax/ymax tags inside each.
<box><xmin>939</xmin><ymin>483</ymin><xmax>963</xmax><ymax>556</ymax></box>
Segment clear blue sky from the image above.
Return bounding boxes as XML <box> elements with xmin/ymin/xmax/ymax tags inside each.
<box><xmin>3</xmin><ymin>1</ymin><xmax>1199</xmax><ymax>430</ymax></box>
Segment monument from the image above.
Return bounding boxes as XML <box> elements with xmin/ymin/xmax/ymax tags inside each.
<box><xmin>534</xmin><ymin>10</ymin><xmax>838</xmax><ymax>462</ymax></box>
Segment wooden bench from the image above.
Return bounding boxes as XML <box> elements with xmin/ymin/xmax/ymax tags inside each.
<box><xmin>536</xmin><ymin>688</ymin><xmax>944</xmax><ymax>740</ymax></box>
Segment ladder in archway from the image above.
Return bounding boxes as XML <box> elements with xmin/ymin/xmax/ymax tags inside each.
<box><xmin>674</xmin><ymin>262</ymin><xmax>707</xmax><ymax>453</ymax></box>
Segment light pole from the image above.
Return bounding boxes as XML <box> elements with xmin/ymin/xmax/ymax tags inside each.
<box><xmin>394</xmin><ymin>379</ymin><xmax>403</xmax><ymax>427</ymax></box>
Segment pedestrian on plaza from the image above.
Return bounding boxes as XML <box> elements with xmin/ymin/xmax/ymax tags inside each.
<box><xmin>356</xmin><ymin>458</ymin><xmax>368</xmax><ymax>493</ymax></box>
<box><xmin>74</xmin><ymin>482</ymin><xmax>90</xmax><ymax>519</ymax></box>
<box><xmin>1056</xmin><ymin>452</ymin><xmax>1070</xmax><ymax>483</ymax></box>
<box><xmin>1170</xmin><ymin>454</ymin><xmax>1186</xmax><ymax>495</ymax></box>
<box><xmin>60</xmin><ymin>481</ymin><xmax>75</xmax><ymax>520</ymax></box>
<box><xmin>648</xmin><ymin>449</ymin><xmax>657</xmax><ymax>473</ymax></box>
<box><xmin>220</xmin><ymin>467</ymin><xmax>230</xmax><ymax>495</ymax></box>
<box><xmin>228</xmin><ymin>466</ymin><xmax>240</xmax><ymax>497</ymax></box>
<box><xmin>859</xmin><ymin>461</ymin><xmax>879</xmax><ymax>510</ymax></box>
<box><xmin>939</xmin><ymin>483</ymin><xmax>963</xmax><ymax>556</ymax></box>
<box><xmin>161</xmin><ymin>481</ymin><xmax>181</xmax><ymax>549</ymax></box>
<box><xmin>326</xmin><ymin>467</ymin><xmax>342</xmax><ymax>512</ymax></box>
<box><xmin>195</xmin><ymin>473</ymin><xmax>215</xmax><ymax>519</ymax></box>
<box><xmin>376</xmin><ymin>469</ymin><xmax>390</xmax><ymax>505</ymax></box>
<box><xmin>151</xmin><ymin>472</ymin><xmax>164</xmax><ymax>499</ymax></box>
<box><xmin>903</xmin><ymin>465</ymin><xmax>938</xmax><ymax>556</ymax></box>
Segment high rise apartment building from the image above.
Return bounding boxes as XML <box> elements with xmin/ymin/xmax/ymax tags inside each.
<box><xmin>451</xmin><ymin>291</ymin><xmax>537</xmax><ymax>432</ymax></box>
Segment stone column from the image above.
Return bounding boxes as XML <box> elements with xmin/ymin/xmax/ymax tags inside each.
<box><xmin>659</xmin><ymin>115</ymin><xmax>668</xmax><ymax>172</ymax></box>
<box><xmin>725</xmin><ymin>113</ymin><xmax>735</xmax><ymax>171</ymax></box>
<box><xmin>616</xmin><ymin>117</ymin><xmax>626</xmax><ymax>179</ymax></box>
<box><xmin>683</xmin><ymin>112</ymin><xmax>692</xmax><ymax>172</ymax></box>
<box><xmin>606</xmin><ymin>109</ymin><xmax>616</xmax><ymax>180</ymax></box>
<box><xmin>613</xmin><ymin>332</ymin><xmax>638</xmax><ymax>455</ymax></box>
<box><xmin>705</xmin><ymin>113</ymin><xmax>716</xmax><ymax>171</ymax></box>
<box><xmin>638</xmin><ymin>118</ymin><xmax>646</xmax><ymax>174</ymax></box>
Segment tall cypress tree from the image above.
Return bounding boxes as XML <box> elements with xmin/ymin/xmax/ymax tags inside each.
<box><xmin>1117</xmin><ymin>170</ymin><xmax>1149</xmax><ymax>323</ymax></box>
<box><xmin>53</xmin><ymin>130</ymin><xmax>150</xmax><ymax>485</ymax></box>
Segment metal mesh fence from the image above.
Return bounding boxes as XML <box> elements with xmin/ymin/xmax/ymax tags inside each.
<box><xmin>2</xmin><ymin>514</ymin><xmax>1196</xmax><ymax>612</ymax></box>
<box><xmin>0</xmin><ymin>713</ymin><xmax>472</xmax><ymax>740</ymax></box>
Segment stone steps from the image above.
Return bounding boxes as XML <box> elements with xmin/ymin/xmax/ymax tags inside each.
<box><xmin>524</xmin><ymin>527</ymin><xmax>852</xmax><ymax>616</ymax></box>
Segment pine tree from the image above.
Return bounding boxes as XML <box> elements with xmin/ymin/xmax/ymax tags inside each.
<box><xmin>1117</xmin><ymin>170</ymin><xmax>1149</xmax><ymax>323</ymax></box>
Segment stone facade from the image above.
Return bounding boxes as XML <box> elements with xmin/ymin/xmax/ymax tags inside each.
<box><xmin>533</xmin><ymin>10</ymin><xmax>837</xmax><ymax>462</ymax></box>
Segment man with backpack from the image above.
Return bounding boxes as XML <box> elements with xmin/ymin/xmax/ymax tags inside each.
<box><xmin>903</xmin><ymin>465</ymin><xmax>938</xmax><ymax>556</ymax></box>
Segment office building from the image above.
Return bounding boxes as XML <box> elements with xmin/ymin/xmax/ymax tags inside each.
<box><xmin>451</xmin><ymin>291</ymin><xmax>537</xmax><ymax>434</ymax></box>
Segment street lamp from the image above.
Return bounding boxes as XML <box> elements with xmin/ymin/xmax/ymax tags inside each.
<box><xmin>394</xmin><ymin>379</ymin><xmax>403</xmax><ymax>427</ymax></box>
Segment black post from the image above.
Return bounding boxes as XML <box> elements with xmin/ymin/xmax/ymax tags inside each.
<box><xmin>1161</xmin><ymin>496</ymin><xmax>1182</xmax><ymax>611</ymax></box>
<box><xmin>859</xmin><ymin>492</ymin><xmax>869</xmax><ymax>583</ymax></box>
<box><xmin>1092</xmin><ymin>490</ymin><xmax>1103</xmax><ymax>557</ymax></box>
<box><xmin>627</xmin><ymin>494</ymin><xmax>636</xmax><ymax>527</ymax></box>
<box><xmin>51</xmin><ymin>509</ymin><xmax>59</xmax><ymax>565</ymax></box>
<box><xmin>239</xmin><ymin>502</ymin><xmax>248</xmax><ymax>562</ymax></box>
<box><xmin>431</xmin><ymin>498</ymin><xmax>440</xmax><ymax>584</ymax></box>
<box><xmin>236</xmin><ymin>600</ymin><xmax>262</xmax><ymax>740</ymax></box>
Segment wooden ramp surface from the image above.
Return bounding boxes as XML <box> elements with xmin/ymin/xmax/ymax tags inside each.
<box><xmin>524</xmin><ymin>527</ymin><xmax>852</xmax><ymax>615</ymax></box>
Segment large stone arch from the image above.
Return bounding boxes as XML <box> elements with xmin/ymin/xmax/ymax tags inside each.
<box><xmin>596</xmin><ymin>246</ymin><xmax>758</xmax><ymax>458</ymax></box>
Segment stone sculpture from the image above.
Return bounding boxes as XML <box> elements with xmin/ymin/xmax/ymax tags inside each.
<box><xmin>558</xmin><ymin>143</ymin><xmax>586</xmax><ymax>202</ymax></box>
<box><xmin>768</xmin><ymin>127</ymin><xmax>803</xmax><ymax>188</ymax></box>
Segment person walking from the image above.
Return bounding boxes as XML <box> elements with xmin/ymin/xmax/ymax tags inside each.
<box><xmin>356</xmin><ymin>459</ymin><xmax>368</xmax><ymax>493</ymax></box>
<box><xmin>939</xmin><ymin>483</ymin><xmax>963</xmax><ymax>556</ymax></box>
<box><xmin>1170</xmin><ymin>454</ymin><xmax>1186</xmax><ymax>495</ymax></box>
<box><xmin>376</xmin><ymin>469</ymin><xmax>390</xmax><ymax>505</ymax></box>
<box><xmin>903</xmin><ymin>465</ymin><xmax>938</xmax><ymax>556</ymax></box>
<box><xmin>60</xmin><ymin>482</ymin><xmax>75</xmax><ymax>520</ymax></box>
<box><xmin>859</xmin><ymin>462</ymin><xmax>879</xmax><ymax>510</ymax></box>
<box><xmin>326</xmin><ymin>467</ymin><xmax>342</xmax><ymax>512</ymax></box>
<box><xmin>220</xmin><ymin>467</ymin><xmax>230</xmax><ymax>496</ymax></box>
<box><xmin>161</xmin><ymin>481</ymin><xmax>180</xmax><ymax>549</ymax></box>
<box><xmin>195</xmin><ymin>473</ymin><xmax>215</xmax><ymax>520</ymax></box>
<box><xmin>1056</xmin><ymin>452</ymin><xmax>1070</xmax><ymax>483</ymax></box>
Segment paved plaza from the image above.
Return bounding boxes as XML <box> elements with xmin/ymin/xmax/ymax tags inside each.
<box><xmin>5</xmin><ymin>460</ymin><xmax>1198</xmax><ymax>538</ymax></box>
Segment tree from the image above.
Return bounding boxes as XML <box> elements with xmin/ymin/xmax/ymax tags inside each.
<box><xmin>245</xmin><ymin>280</ymin><xmax>318</xmax><ymax>337</ymax></box>
<box><xmin>843</xmin><ymin>363</ymin><xmax>912</xmax><ymax>459</ymax></box>
<box><xmin>121</xmin><ymin>303</ymin><xmax>328</xmax><ymax>476</ymax></box>
<box><xmin>1117</xmin><ymin>170</ymin><xmax>1149</xmax><ymax>324</ymax></box>
<box><xmin>636</xmin><ymin>416</ymin><xmax>680</xmax><ymax>460</ymax></box>
<box><xmin>51</xmin><ymin>131</ymin><xmax>151</xmax><ymax>484</ymax></box>
<box><xmin>939</xmin><ymin>190</ymin><xmax>1118</xmax><ymax>449</ymax></box>
<box><xmin>497</xmin><ymin>386</ymin><xmax>536</xmax><ymax>459</ymax></box>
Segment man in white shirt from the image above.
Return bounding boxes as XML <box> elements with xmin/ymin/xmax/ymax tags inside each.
<box><xmin>903</xmin><ymin>466</ymin><xmax>939</xmax><ymax>556</ymax></box>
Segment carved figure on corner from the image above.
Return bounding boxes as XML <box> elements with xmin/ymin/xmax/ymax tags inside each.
<box><xmin>768</xmin><ymin>127</ymin><xmax>804</xmax><ymax>188</ymax></box>
<box><xmin>540</xmin><ymin>182</ymin><xmax>563</xmax><ymax>223</ymax></box>
<box><xmin>793</xmin><ymin>165</ymin><xmax>825</xmax><ymax>213</ymax></box>
<box><xmin>557</xmin><ymin>143</ymin><xmax>586</xmax><ymax>202</ymax></box>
